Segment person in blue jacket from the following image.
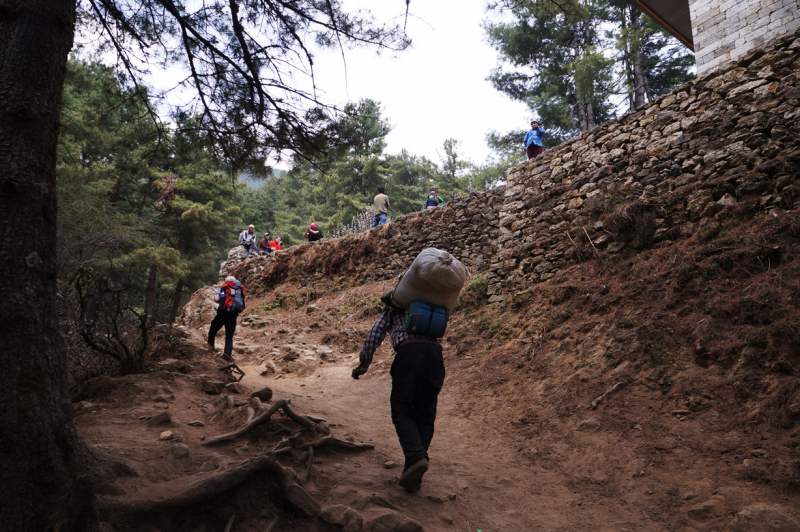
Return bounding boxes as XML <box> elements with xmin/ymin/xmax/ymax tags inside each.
<box><xmin>524</xmin><ymin>120</ymin><xmax>546</xmax><ymax>160</ymax></box>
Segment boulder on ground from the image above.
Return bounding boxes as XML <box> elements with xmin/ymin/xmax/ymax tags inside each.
<box><xmin>728</xmin><ymin>504</ymin><xmax>800</xmax><ymax>532</ymax></box>
<box><xmin>285</xmin><ymin>483</ymin><xmax>321</xmax><ymax>518</ymax></box>
<box><xmin>363</xmin><ymin>510</ymin><xmax>423</xmax><ymax>532</ymax></box>
<box><xmin>688</xmin><ymin>498</ymin><xmax>722</xmax><ymax>521</ymax></box>
<box><xmin>251</xmin><ymin>386</ymin><xmax>273</xmax><ymax>402</ymax></box>
<box><xmin>225</xmin><ymin>382</ymin><xmax>245</xmax><ymax>394</ymax></box>
<box><xmin>145</xmin><ymin>411</ymin><xmax>171</xmax><ymax>426</ymax></box>
<box><xmin>575</xmin><ymin>419</ymin><xmax>601</xmax><ymax>433</ymax></box>
<box><xmin>199</xmin><ymin>379</ymin><xmax>225</xmax><ymax>395</ymax></box>
<box><xmin>319</xmin><ymin>504</ymin><xmax>363</xmax><ymax>532</ymax></box>
<box><xmin>172</xmin><ymin>443</ymin><xmax>190</xmax><ymax>459</ymax></box>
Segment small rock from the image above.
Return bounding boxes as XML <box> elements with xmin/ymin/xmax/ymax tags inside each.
<box><xmin>318</xmin><ymin>504</ymin><xmax>363</xmax><ymax>531</ymax></box>
<box><xmin>250</xmin><ymin>386</ymin><xmax>274</xmax><ymax>402</ymax></box>
<box><xmin>145</xmin><ymin>411</ymin><xmax>172</xmax><ymax>426</ymax></box>
<box><xmin>688</xmin><ymin>499</ymin><xmax>721</xmax><ymax>521</ymax></box>
<box><xmin>447</xmin><ymin>493</ymin><xmax>456</xmax><ymax>501</ymax></box>
<box><xmin>153</xmin><ymin>395</ymin><xmax>170</xmax><ymax>403</ymax></box>
<box><xmin>384</xmin><ymin>461</ymin><xmax>397</xmax><ymax>469</ymax></box>
<box><xmin>671</xmin><ymin>409</ymin><xmax>690</xmax><ymax>416</ymax></box>
<box><xmin>250</xmin><ymin>397</ymin><xmax>264</xmax><ymax>410</ymax></box>
<box><xmin>426</xmin><ymin>495</ymin><xmax>445</xmax><ymax>504</ymax></box>
<box><xmin>160</xmin><ymin>430</ymin><xmax>173</xmax><ymax>441</ymax></box>
<box><xmin>684</xmin><ymin>492</ymin><xmax>697</xmax><ymax>501</ymax></box>
<box><xmin>306</xmin><ymin>305</ymin><xmax>319</xmax><ymax>314</ymax></box>
<box><xmin>187</xmin><ymin>420</ymin><xmax>205</xmax><ymax>427</ymax></box>
<box><xmin>751</xmin><ymin>449</ymin><xmax>767</xmax><ymax>458</ymax></box>
<box><xmin>199</xmin><ymin>379</ymin><xmax>224</xmax><ymax>395</ymax></box>
<box><xmin>225</xmin><ymin>395</ymin><xmax>235</xmax><ymax>409</ymax></box>
<box><xmin>440</xmin><ymin>515</ymin><xmax>454</xmax><ymax>525</ymax></box>
<box><xmin>285</xmin><ymin>483</ymin><xmax>321</xmax><ymax>518</ymax></box>
<box><xmin>173</xmin><ymin>443</ymin><xmax>190</xmax><ymax>459</ymax></box>
<box><xmin>728</xmin><ymin>504</ymin><xmax>800</xmax><ymax>532</ymax></box>
<box><xmin>363</xmin><ymin>510</ymin><xmax>423</xmax><ymax>532</ymax></box>
<box><xmin>575</xmin><ymin>419</ymin><xmax>601</xmax><ymax>433</ymax></box>
<box><xmin>225</xmin><ymin>382</ymin><xmax>245</xmax><ymax>394</ymax></box>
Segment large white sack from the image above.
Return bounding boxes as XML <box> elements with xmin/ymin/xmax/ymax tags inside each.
<box><xmin>393</xmin><ymin>248</ymin><xmax>468</xmax><ymax>311</ymax></box>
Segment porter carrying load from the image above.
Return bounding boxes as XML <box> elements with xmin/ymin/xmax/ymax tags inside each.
<box><xmin>352</xmin><ymin>248</ymin><xmax>467</xmax><ymax>492</ymax></box>
<box><xmin>388</xmin><ymin>248</ymin><xmax>467</xmax><ymax>338</ymax></box>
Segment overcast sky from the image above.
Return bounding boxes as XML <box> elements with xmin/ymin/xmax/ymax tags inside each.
<box><xmin>79</xmin><ymin>0</ymin><xmax>528</xmax><ymax>169</ymax></box>
<box><xmin>298</xmin><ymin>0</ymin><xmax>528</xmax><ymax>168</ymax></box>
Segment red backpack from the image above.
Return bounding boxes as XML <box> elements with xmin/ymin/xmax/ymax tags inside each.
<box><xmin>220</xmin><ymin>280</ymin><xmax>246</xmax><ymax>313</ymax></box>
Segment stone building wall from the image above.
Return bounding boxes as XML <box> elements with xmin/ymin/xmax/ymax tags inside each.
<box><xmin>221</xmin><ymin>29</ymin><xmax>800</xmax><ymax>302</ymax></box>
<box><xmin>690</xmin><ymin>0</ymin><xmax>800</xmax><ymax>73</ymax></box>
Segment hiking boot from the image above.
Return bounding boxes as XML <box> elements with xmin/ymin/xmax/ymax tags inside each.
<box><xmin>398</xmin><ymin>458</ymin><xmax>428</xmax><ymax>492</ymax></box>
<box><xmin>221</xmin><ymin>353</ymin><xmax>233</xmax><ymax>363</ymax></box>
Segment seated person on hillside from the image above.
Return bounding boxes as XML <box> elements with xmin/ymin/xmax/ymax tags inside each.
<box><xmin>423</xmin><ymin>187</ymin><xmax>444</xmax><ymax>210</ymax></box>
<box><xmin>258</xmin><ymin>232</ymin><xmax>272</xmax><ymax>254</ymax></box>
<box><xmin>239</xmin><ymin>225</ymin><xmax>257</xmax><ymax>255</ymax></box>
<box><xmin>269</xmin><ymin>236</ymin><xmax>283</xmax><ymax>251</ymax></box>
<box><xmin>304</xmin><ymin>223</ymin><xmax>323</xmax><ymax>242</ymax></box>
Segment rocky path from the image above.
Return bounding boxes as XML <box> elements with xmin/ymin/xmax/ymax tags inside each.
<box><xmin>231</xmin><ymin>347</ymin><xmax>664</xmax><ymax>532</ymax></box>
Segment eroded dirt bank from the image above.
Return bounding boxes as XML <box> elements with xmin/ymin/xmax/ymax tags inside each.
<box><xmin>79</xmin><ymin>210</ymin><xmax>800</xmax><ymax>532</ymax></box>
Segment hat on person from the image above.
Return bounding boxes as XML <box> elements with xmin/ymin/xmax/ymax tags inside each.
<box><xmin>248</xmin><ymin>224</ymin><xmax>254</xmax><ymax>230</ymax></box>
<box><xmin>264</xmin><ymin>232</ymin><xmax>269</xmax><ymax>236</ymax></box>
<box><xmin>531</xmin><ymin>119</ymin><xmax>540</xmax><ymax>125</ymax></box>
<box><xmin>430</xmin><ymin>186</ymin><xmax>436</xmax><ymax>191</ymax></box>
<box><xmin>310</xmin><ymin>223</ymin><xmax>318</xmax><ymax>229</ymax></box>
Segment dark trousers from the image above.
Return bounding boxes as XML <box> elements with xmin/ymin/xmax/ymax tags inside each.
<box><xmin>390</xmin><ymin>341</ymin><xmax>445</xmax><ymax>470</ymax></box>
<box><xmin>526</xmin><ymin>144</ymin><xmax>543</xmax><ymax>159</ymax></box>
<box><xmin>208</xmin><ymin>311</ymin><xmax>238</xmax><ymax>356</ymax></box>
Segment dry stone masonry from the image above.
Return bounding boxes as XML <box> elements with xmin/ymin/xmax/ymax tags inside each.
<box><xmin>219</xmin><ymin>29</ymin><xmax>800</xmax><ymax>303</ymax></box>
<box><xmin>690</xmin><ymin>0</ymin><xmax>800</xmax><ymax>73</ymax></box>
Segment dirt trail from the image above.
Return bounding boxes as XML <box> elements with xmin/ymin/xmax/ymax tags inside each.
<box><xmin>232</xmin><ymin>345</ymin><xmax>659</xmax><ymax>532</ymax></box>
<box><xmin>78</xmin><ymin>270</ymin><xmax>800</xmax><ymax>532</ymax></box>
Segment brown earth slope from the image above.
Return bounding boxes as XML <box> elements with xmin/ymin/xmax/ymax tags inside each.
<box><xmin>77</xmin><ymin>207</ymin><xmax>800</xmax><ymax>531</ymax></box>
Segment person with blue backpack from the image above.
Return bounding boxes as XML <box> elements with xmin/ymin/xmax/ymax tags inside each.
<box><xmin>423</xmin><ymin>186</ymin><xmax>444</xmax><ymax>210</ymax></box>
<box><xmin>352</xmin><ymin>248</ymin><xmax>466</xmax><ymax>493</ymax></box>
<box><xmin>208</xmin><ymin>275</ymin><xmax>246</xmax><ymax>363</ymax></box>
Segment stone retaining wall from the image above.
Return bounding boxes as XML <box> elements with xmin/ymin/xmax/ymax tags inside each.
<box><xmin>487</xmin><ymin>28</ymin><xmax>800</xmax><ymax>299</ymax></box>
<box><xmin>690</xmin><ymin>0</ymin><xmax>800</xmax><ymax>74</ymax></box>
<box><xmin>220</xmin><ymin>29</ymin><xmax>800</xmax><ymax>301</ymax></box>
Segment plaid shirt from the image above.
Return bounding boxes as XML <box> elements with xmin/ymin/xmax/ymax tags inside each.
<box><xmin>358</xmin><ymin>307</ymin><xmax>438</xmax><ymax>370</ymax></box>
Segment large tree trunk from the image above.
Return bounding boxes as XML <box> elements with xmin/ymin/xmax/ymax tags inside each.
<box><xmin>144</xmin><ymin>263</ymin><xmax>158</xmax><ymax>325</ymax></box>
<box><xmin>168</xmin><ymin>278</ymin><xmax>185</xmax><ymax>324</ymax></box>
<box><xmin>0</xmin><ymin>1</ymin><xmax>95</xmax><ymax>531</ymax></box>
<box><xmin>631</xmin><ymin>6</ymin><xmax>648</xmax><ymax>109</ymax></box>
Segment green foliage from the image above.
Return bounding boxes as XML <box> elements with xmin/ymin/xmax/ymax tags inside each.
<box><xmin>459</xmin><ymin>274</ymin><xmax>489</xmax><ymax>309</ymax></box>
<box><xmin>485</xmin><ymin>0</ymin><xmax>695</xmax><ymax>147</ymax></box>
<box><xmin>57</xmin><ymin>57</ymin><xmax>239</xmax><ymax>377</ymax></box>
<box><xmin>237</xmin><ymin>100</ymin><xmax>489</xmax><ymax>243</ymax></box>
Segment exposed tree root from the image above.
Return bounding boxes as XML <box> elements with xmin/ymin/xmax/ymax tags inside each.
<box><xmin>281</xmin><ymin>401</ymin><xmax>330</xmax><ymax>435</ymax></box>
<box><xmin>590</xmin><ymin>381</ymin><xmax>627</xmax><ymax>410</ymax></box>
<box><xmin>203</xmin><ymin>399</ymin><xmax>329</xmax><ymax>446</ymax></box>
<box><xmin>298</xmin><ymin>436</ymin><xmax>375</xmax><ymax>452</ymax></box>
<box><xmin>84</xmin><ymin>445</ymin><xmax>139</xmax><ymax>495</ymax></box>
<box><xmin>304</xmin><ymin>447</ymin><xmax>314</xmax><ymax>482</ymax></box>
<box><xmin>98</xmin><ymin>450</ymin><xmax>290</xmax><ymax>515</ymax></box>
